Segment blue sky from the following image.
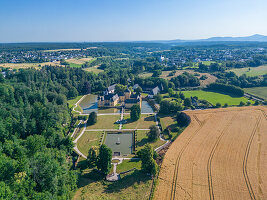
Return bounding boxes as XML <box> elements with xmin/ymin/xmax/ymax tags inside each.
<box><xmin>0</xmin><ymin>0</ymin><xmax>266</xmax><ymax>42</ymax></box>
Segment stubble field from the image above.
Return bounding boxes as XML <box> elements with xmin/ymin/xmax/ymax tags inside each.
<box><xmin>154</xmin><ymin>106</ymin><xmax>267</xmax><ymax>200</ymax></box>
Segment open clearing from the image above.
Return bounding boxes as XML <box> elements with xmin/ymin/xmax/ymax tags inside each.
<box><xmin>182</xmin><ymin>90</ymin><xmax>252</xmax><ymax>105</ymax></box>
<box><xmin>228</xmin><ymin>65</ymin><xmax>267</xmax><ymax>76</ymax></box>
<box><xmin>0</xmin><ymin>61</ymin><xmax>61</xmax><ymax>69</ymax></box>
<box><xmin>244</xmin><ymin>87</ymin><xmax>267</xmax><ymax>100</ymax></box>
<box><xmin>83</xmin><ymin>65</ymin><xmax>104</xmax><ymax>74</ymax></box>
<box><xmin>154</xmin><ymin>106</ymin><xmax>267</xmax><ymax>200</ymax></box>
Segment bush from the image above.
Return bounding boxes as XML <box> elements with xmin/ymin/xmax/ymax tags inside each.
<box><xmin>87</xmin><ymin>112</ymin><xmax>97</xmax><ymax>125</ymax></box>
<box><xmin>183</xmin><ymin>98</ymin><xmax>192</xmax><ymax>107</ymax></box>
<box><xmin>130</xmin><ymin>104</ymin><xmax>141</xmax><ymax>121</ymax></box>
<box><xmin>239</xmin><ymin>101</ymin><xmax>245</xmax><ymax>106</ymax></box>
<box><xmin>215</xmin><ymin>103</ymin><xmax>221</xmax><ymax>108</ymax></box>
<box><xmin>176</xmin><ymin>112</ymin><xmax>191</xmax><ymax>127</ymax></box>
<box><xmin>147</xmin><ymin>125</ymin><xmax>160</xmax><ymax>142</ymax></box>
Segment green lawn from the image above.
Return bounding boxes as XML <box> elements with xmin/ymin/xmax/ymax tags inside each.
<box><xmin>116</xmin><ymin>159</ymin><xmax>141</xmax><ymax>173</ymax></box>
<box><xmin>76</xmin><ymin>131</ymin><xmax>103</xmax><ymax>156</ymax></box>
<box><xmin>67</xmin><ymin>62</ymin><xmax>82</xmax><ymax>68</ymax></box>
<box><xmin>244</xmin><ymin>87</ymin><xmax>267</xmax><ymax>100</ymax></box>
<box><xmin>123</xmin><ymin>114</ymin><xmax>156</xmax><ymax>129</ymax></box>
<box><xmin>86</xmin><ymin>115</ymin><xmax>120</xmax><ymax>129</ymax></box>
<box><xmin>228</xmin><ymin>65</ymin><xmax>267</xmax><ymax>76</ymax></box>
<box><xmin>73</xmin><ymin>169</ymin><xmax>152</xmax><ymax>200</ymax></box>
<box><xmin>98</xmin><ymin>107</ymin><xmax>120</xmax><ymax>114</ymax></box>
<box><xmin>135</xmin><ymin>130</ymin><xmax>165</xmax><ymax>151</ymax></box>
<box><xmin>182</xmin><ymin>90</ymin><xmax>252</xmax><ymax>105</ymax></box>
<box><xmin>67</xmin><ymin>95</ymin><xmax>83</xmax><ymax>113</ymax></box>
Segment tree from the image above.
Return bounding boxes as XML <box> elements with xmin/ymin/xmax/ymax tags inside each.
<box><xmin>115</xmin><ymin>84</ymin><xmax>127</xmax><ymax>94</ymax></box>
<box><xmin>155</xmin><ymin>93</ymin><xmax>162</xmax><ymax>103</ymax></box>
<box><xmin>87</xmin><ymin>147</ymin><xmax>98</xmax><ymax>168</ymax></box>
<box><xmin>130</xmin><ymin>104</ymin><xmax>141</xmax><ymax>121</ymax></box>
<box><xmin>67</xmin><ymin>87</ymin><xmax>78</xmax><ymax>99</ymax></box>
<box><xmin>239</xmin><ymin>101</ymin><xmax>245</xmax><ymax>106</ymax></box>
<box><xmin>87</xmin><ymin>112</ymin><xmax>97</xmax><ymax>125</ymax></box>
<box><xmin>97</xmin><ymin>145</ymin><xmax>112</xmax><ymax>175</ymax></box>
<box><xmin>179</xmin><ymin>92</ymin><xmax>185</xmax><ymax>100</ymax></box>
<box><xmin>152</xmin><ymin>70</ymin><xmax>162</xmax><ymax>77</ymax></box>
<box><xmin>215</xmin><ymin>103</ymin><xmax>221</xmax><ymax>108</ymax></box>
<box><xmin>223</xmin><ymin>103</ymin><xmax>228</xmax><ymax>108</ymax></box>
<box><xmin>184</xmin><ymin>98</ymin><xmax>192</xmax><ymax>107</ymax></box>
<box><xmin>135</xmin><ymin>86</ymin><xmax>143</xmax><ymax>95</ymax></box>
<box><xmin>0</xmin><ymin>182</ymin><xmax>12</xmax><ymax>199</ymax></box>
<box><xmin>137</xmin><ymin>144</ymin><xmax>158</xmax><ymax>176</ymax></box>
<box><xmin>147</xmin><ymin>125</ymin><xmax>160</xmax><ymax>141</ymax></box>
<box><xmin>176</xmin><ymin>112</ymin><xmax>191</xmax><ymax>127</ymax></box>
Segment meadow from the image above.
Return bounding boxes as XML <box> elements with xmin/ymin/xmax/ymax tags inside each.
<box><xmin>244</xmin><ymin>87</ymin><xmax>267</xmax><ymax>100</ymax></box>
<box><xmin>182</xmin><ymin>90</ymin><xmax>252</xmax><ymax>105</ymax></box>
<box><xmin>228</xmin><ymin>65</ymin><xmax>267</xmax><ymax>76</ymax></box>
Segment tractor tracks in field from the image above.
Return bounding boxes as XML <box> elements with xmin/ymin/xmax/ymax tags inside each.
<box><xmin>207</xmin><ymin>113</ymin><xmax>237</xmax><ymax>200</ymax></box>
<box><xmin>242</xmin><ymin>115</ymin><xmax>261</xmax><ymax>200</ymax></box>
<box><xmin>170</xmin><ymin>115</ymin><xmax>205</xmax><ymax>200</ymax></box>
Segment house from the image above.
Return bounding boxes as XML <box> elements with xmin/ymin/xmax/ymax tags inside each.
<box><xmin>132</xmin><ymin>84</ymin><xmax>139</xmax><ymax>91</ymax></box>
<box><xmin>104</xmin><ymin>84</ymin><xmax>116</xmax><ymax>95</ymax></box>
<box><xmin>148</xmin><ymin>86</ymin><xmax>160</xmax><ymax>98</ymax></box>
<box><xmin>98</xmin><ymin>93</ymin><xmax>119</xmax><ymax>107</ymax></box>
<box><xmin>98</xmin><ymin>85</ymin><xmax>142</xmax><ymax>108</ymax></box>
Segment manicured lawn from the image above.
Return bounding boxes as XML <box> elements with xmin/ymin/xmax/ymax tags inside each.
<box><xmin>228</xmin><ymin>65</ymin><xmax>267</xmax><ymax>76</ymax></box>
<box><xmin>67</xmin><ymin>95</ymin><xmax>83</xmax><ymax>113</ymax></box>
<box><xmin>77</xmin><ymin>131</ymin><xmax>103</xmax><ymax>156</ymax></box>
<box><xmin>135</xmin><ymin>130</ymin><xmax>165</xmax><ymax>151</ymax></box>
<box><xmin>116</xmin><ymin>159</ymin><xmax>141</xmax><ymax>173</ymax></box>
<box><xmin>182</xmin><ymin>90</ymin><xmax>252</xmax><ymax>105</ymax></box>
<box><xmin>98</xmin><ymin>107</ymin><xmax>120</xmax><ymax>114</ymax></box>
<box><xmin>244</xmin><ymin>87</ymin><xmax>267</xmax><ymax>100</ymax></box>
<box><xmin>73</xmin><ymin>169</ymin><xmax>152</xmax><ymax>200</ymax></box>
<box><xmin>123</xmin><ymin>114</ymin><xmax>156</xmax><ymax>129</ymax></box>
<box><xmin>86</xmin><ymin>115</ymin><xmax>120</xmax><ymax>129</ymax></box>
<box><xmin>159</xmin><ymin>115</ymin><xmax>176</xmax><ymax>130</ymax></box>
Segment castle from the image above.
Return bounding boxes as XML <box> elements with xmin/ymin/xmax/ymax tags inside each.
<box><xmin>98</xmin><ymin>84</ymin><xmax>142</xmax><ymax>108</ymax></box>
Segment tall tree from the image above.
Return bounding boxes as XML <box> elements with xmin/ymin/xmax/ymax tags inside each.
<box><xmin>96</xmin><ymin>145</ymin><xmax>112</xmax><ymax>175</ymax></box>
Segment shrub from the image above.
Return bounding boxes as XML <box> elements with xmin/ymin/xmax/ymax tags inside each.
<box><xmin>147</xmin><ymin>125</ymin><xmax>160</xmax><ymax>142</ymax></box>
<box><xmin>239</xmin><ymin>101</ymin><xmax>245</xmax><ymax>106</ymax></box>
<box><xmin>130</xmin><ymin>104</ymin><xmax>141</xmax><ymax>121</ymax></box>
<box><xmin>215</xmin><ymin>103</ymin><xmax>221</xmax><ymax>108</ymax></box>
<box><xmin>176</xmin><ymin>112</ymin><xmax>191</xmax><ymax>127</ymax></box>
<box><xmin>87</xmin><ymin>112</ymin><xmax>97</xmax><ymax>125</ymax></box>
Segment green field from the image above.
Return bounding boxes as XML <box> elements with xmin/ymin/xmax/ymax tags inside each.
<box><xmin>244</xmin><ymin>87</ymin><xmax>267</xmax><ymax>100</ymax></box>
<box><xmin>67</xmin><ymin>95</ymin><xmax>83</xmax><ymax>113</ymax></box>
<box><xmin>123</xmin><ymin>114</ymin><xmax>156</xmax><ymax>129</ymax></box>
<box><xmin>74</xmin><ymin>169</ymin><xmax>152</xmax><ymax>200</ymax></box>
<box><xmin>136</xmin><ymin>130</ymin><xmax>165</xmax><ymax>151</ymax></box>
<box><xmin>76</xmin><ymin>131</ymin><xmax>103</xmax><ymax>156</ymax></box>
<box><xmin>86</xmin><ymin>115</ymin><xmax>120</xmax><ymax>129</ymax></box>
<box><xmin>83</xmin><ymin>65</ymin><xmax>104</xmax><ymax>74</ymax></box>
<box><xmin>228</xmin><ymin>65</ymin><xmax>267</xmax><ymax>76</ymax></box>
<box><xmin>116</xmin><ymin>159</ymin><xmax>141</xmax><ymax>173</ymax></box>
<box><xmin>182</xmin><ymin>90</ymin><xmax>252</xmax><ymax>105</ymax></box>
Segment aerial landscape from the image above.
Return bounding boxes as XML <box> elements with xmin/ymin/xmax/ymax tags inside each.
<box><xmin>0</xmin><ymin>0</ymin><xmax>266</xmax><ymax>199</ymax></box>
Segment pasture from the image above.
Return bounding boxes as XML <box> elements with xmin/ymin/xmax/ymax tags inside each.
<box><xmin>182</xmin><ymin>90</ymin><xmax>252</xmax><ymax>105</ymax></box>
<box><xmin>154</xmin><ymin>106</ymin><xmax>267</xmax><ymax>200</ymax></box>
<box><xmin>228</xmin><ymin>65</ymin><xmax>267</xmax><ymax>76</ymax></box>
<box><xmin>244</xmin><ymin>87</ymin><xmax>267</xmax><ymax>100</ymax></box>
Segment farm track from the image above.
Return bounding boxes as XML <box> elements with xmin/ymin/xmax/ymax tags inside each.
<box><xmin>242</xmin><ymin>115</ymin><xmax>261</xmax><ymax>200</ymax></box>
<box><xmin>207</xmin><ymin>114</ymin><xmax>237</xmax><ymax>200</ymax></box>
<box><xmin>154</xmin><ymin>106</ymin><xmax>267</xmax><ymax>200</ymax></box>
<box><xmin>170</xmin><ymin>115</ymin><xmax>205</xmax><ymax>200</ymax></box>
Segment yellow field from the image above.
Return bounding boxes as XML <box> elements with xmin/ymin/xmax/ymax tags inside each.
<box><xmin>154</xmin><ymin>106</ymin><xmax>267</xmax><ymax>200</ymax></box>
<box><xmin>0</xmin><ymin>62</ymin><xmax>61</xmax><ymax>69</ymax></box>
<box><xmin>66</xmin><ymin>57</ymin><xmax>94</xmax><ymax>64</ymax></box>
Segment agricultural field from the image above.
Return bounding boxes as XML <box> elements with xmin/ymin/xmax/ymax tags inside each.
<box><xmin>244</xmin><ymin>87</ymin><xmax>267</xmax><ymax>100</ymax></box>
<box><xmin>86</xmin><ymin>115</ymin><xmax>120</xmax><ymax>129</ymax></box>
<box><xmin>0</xmin><ymin>61</ymin><xmax>61</xmax><ymax>69</ymax></box>
<box><xmin>66</xmin><ymin>57</ymin><xmax>96</xmax><ymax>68</ymax></box>
<box><xmin>123</xmin><ymin>114</ymin><xmax>156</xmax><ymax>129</ymax></box>
<box><xmin>182</xmin><ymin>90</ymin><xmax>252</xmax><ymax>105</ymax></box>
<box><xmin>154</xmin><ymin>106</ymin><xmax>267</xmax><ymax>200</ymax></box>
<box><xmin>228</xmin><ymin>65</ymin><xmax>267</xmax><ymax>76</ymax></box>
<box><xmin>76</xmin><ymin>131</ymin><xmax>103</xmax><ymax>156</ymax></box>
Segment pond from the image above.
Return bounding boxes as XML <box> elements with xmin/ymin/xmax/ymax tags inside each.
<box><xmin>105</xmin><ymin>133</ymin><xmax>133</xmax><ymax>156</ymax></box>
<box><xmin>79</xmin><ymin>95</ymin><xmax>98</xmax><ymax>114</ymax></box>
<box><xmin>141</xmin><ymin>100</ymin><xmax>154</xmax><ymax>113</ymax></box>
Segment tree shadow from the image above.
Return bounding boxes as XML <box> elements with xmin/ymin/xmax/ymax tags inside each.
<box><xmin>144</xmin><ymin>115</ymin><xmax>155</xmax><ymax>122</ymax></box>
<box><xmin>104</xmin><ymin>170</ymin><xmax>151</xmax><ymax>194</ymax></box>
<box><xmin>136</xmin><ymin>137</ymin><xmax>149</xmax><ymax>148</ymax></box>
<box><xmin>78</xmin><ymin>169</ymin><xmax>105</xmax><ymax>188</ymax></box>
<box><xmin>203</xmin><ymin>88</ymin><xmax>242</xmax><ymax>98</ymax></box>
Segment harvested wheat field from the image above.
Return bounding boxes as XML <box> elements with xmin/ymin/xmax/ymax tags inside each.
<box><xmin>154</xmin><ymin>106</ymin><xmax>267</xmax><ymax>200</ymax></box>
